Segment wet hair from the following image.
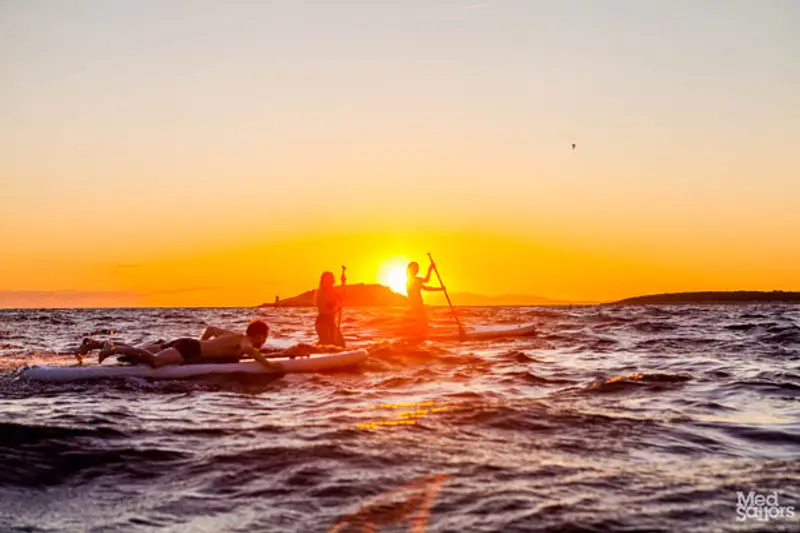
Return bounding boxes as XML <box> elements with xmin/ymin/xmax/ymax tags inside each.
<box><xmin>246</xmin><ymin>319</ymin><xmax>269</xmax><ymax>338</ymax></box>
<box><xmin>407</xmin><ymin>262</ymin><xmax>419</xmax><ymax>276</ymax></box>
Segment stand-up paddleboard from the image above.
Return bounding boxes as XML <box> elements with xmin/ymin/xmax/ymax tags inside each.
<box><xmin>20</xmin><ymin>349</ymin><xmax>368</xmax><ymax>383</ymax></box>
<box><xmin>428</xmin><ymin>322</ymin><xmax>536</xmax><ymax>341</ymax></box>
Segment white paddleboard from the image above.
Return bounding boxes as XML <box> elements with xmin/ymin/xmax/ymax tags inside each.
<box><xmin>20</xmin><ymin>349</ymin><xmax>368</xmax><ymax>383</ymax></box>
<box><xmin>428</xmin><ymin>322</ymin><xmax>536</xmax><ymax>341</ymax></box>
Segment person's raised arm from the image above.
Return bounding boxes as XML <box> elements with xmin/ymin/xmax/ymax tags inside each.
<box><xmin>421</xmin><ymin>284</ymin><xmax>445</xmax><ymax>292</ymax></box>
<box><xmin>421</xmin><ymin>264</ymin><xmax>434</xmax><ymax>284</ymax></box>
<box><xmin>201</xmin><ymin>326</ymin><xmax>238</xmax><ymax>340</ymax></box>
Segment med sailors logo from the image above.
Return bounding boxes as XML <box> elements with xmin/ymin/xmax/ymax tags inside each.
<box><xmin>736</xmin><ymin>491</ymin><xmax>795</xmax><ymax>522</ymax></box>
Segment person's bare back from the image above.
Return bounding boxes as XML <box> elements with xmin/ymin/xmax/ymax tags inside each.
<box><xmin>198</xmin><ymin>327</ymin><xmax>255</xmax><ymax>360</ymax></box>
<box><xmin>198</xmin><ymin>335</ymin><xmax>246</xmax><ymax>359</ymax></box>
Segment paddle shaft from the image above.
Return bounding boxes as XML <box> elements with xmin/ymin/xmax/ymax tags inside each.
<box><xmin>338</xmin><ymin>265</ymin><xmax>347</xmax><ymax>328</ymax></box>
<box><xmin>427</xmin><ymin>253</ymin><xmax>465</xmax><ymax>337</ymax></box>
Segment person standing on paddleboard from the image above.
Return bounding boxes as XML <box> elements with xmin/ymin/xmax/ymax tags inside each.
<box><xmin>315</xmin><ymin>271</ymin><xmax>346</xmax><ymax>348</ymax></box>
<box><xmin>406</xmin><ymin>260</ymin><xmax>445</xmax><ymax>338</ymax></box>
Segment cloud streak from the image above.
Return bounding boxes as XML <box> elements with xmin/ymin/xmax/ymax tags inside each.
<box><xmin>0</xmin><ymin>291</ymin><xmax>143</xmax><ymax>308</ymax></box>
<box><xmin>145</xmin><ymin>286</ymin><xmax>223</xmax><ymax>296</ymax></box>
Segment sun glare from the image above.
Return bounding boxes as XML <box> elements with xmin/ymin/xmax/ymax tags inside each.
<box><xmin>378</xmin><ymin>258</ymin><xmax>410</xmax><ymax>295</ymax></box>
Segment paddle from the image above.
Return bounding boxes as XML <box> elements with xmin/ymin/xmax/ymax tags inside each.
<box><xmin>427</xmin><ymin>253</ymin><xmax>466</xmax><ymax>341</ymax></box>
<box><xmin>338</xmin><ymin>265</ymin><xmax>347</xmax><ymax>329</ymax></box>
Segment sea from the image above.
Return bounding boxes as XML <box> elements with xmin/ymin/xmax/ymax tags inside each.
<box><xmin>0</xmin><ymin>305</ymin><xmax>798</xmax><ymax>532</ymax></box>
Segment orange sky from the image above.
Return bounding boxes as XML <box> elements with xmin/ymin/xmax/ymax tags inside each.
<box><xmin>2</xmin><ymin>2</ymin><xmax>799</xmax><ymax>307</ymax></box>
<box><xmin>3</xmin><ymin>224</ymin><xmax>798</xmax><ymax>307</ymax></box>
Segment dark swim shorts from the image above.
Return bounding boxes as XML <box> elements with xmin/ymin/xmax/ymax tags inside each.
<box><xmin>163</xmin><ymin>338</ymin><xmax>202</xmax><ymax>360</ymax></box>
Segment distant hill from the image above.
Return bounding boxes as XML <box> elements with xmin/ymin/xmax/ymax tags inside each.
<box><xmin>261</xmin><ymin>283</ymin><xmax>407</xmax><ymax>307</ymax></box>
<box><xmin>428</xmin><ymin>292</ymin><xmax>594</xmax><ymax>307</ymax></box>
<box><xmin>611</xmin><ymin>291</ymin><xmax>800</xmax><ymax>305</ymax></box>
<box><xmin>261</xmin><ymin>284</ymin><xmax>586</xmax><ymax>307</ymax></box>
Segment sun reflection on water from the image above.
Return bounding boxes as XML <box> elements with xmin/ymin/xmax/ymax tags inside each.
<box><xmin>328</xmin><ymin>474</ymin><xmax>448</xmax><ymax>533</ymax></box>
<box><xmin>355</xmin><ymin>401</ymin><xmax>452</xmax><ymax>430</ymax></box>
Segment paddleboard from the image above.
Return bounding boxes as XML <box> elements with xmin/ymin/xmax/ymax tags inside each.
<box><xmin>428</xmin><ymin>322</ymin><xmax>536</xmax><ymax>341</ymax></box>
<box><xmin>20</xmin><ymin>348</ymin><xmax>368</xmax><ymax>383</ymax></box>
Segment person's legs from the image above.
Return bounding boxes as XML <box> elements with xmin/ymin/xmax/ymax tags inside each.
<box><xmin>409</xmin><ymin>309</ymin><xmax>428</xmax><ymax>340</ymax></box>
<box><xmin>315</xmin><ymin>315</ymin><xmax>335</xmax><ymax>345</ymax></box>
<box><xmin>98</xmin><ymin>343</ymin><xmax>156</xmax><ymax>364</ymax></box>
<box><xmin>99</xmin><ymin>342</ymin><xmax>183</xmax><ymax>364</ymax></box>
<box><xmin>332</xmin><ymin>325</ymin><xmax>346</xmax><ymax>349</ymax></box>
<box><xmin>148</xmin><ymin>347</ymin><xmax>185</xmax><ymax>368</ymax></box>
<box><xmin>79</xmin><ymin>338</ymin><xmax>163</xmax><ymax>365</ymax></box>
<box><xmin>318</xmin><ymin>315</ymin><xmax>346</xmax><ymax>348</ymax></box>
<box><xmin>140</xmin><ymin>340</ymin><xmax>166</xmax><ymax>353</ymax></box>
<box><xmin>102</xmin><ymin>344</ymin><xmax>184</xmax><ymax>367</ymax></box>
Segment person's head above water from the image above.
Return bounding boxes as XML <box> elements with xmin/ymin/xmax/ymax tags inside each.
<box><xmin>407</xmin><ymin>262</ymin><xmax>420</xmax><ymax>278</ymax></box>
<box><xmin>245</xmin><ymin>319</ymin><xmax>269</xmax><ymax>348</ymax></box>
<box><xmin>319</xmin><ymin>271</ymin><xmax>335</xmax><ymax>290</ymax></box>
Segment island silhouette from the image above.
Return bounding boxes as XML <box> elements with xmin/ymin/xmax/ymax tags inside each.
<box><xmin>612</xmin><ymin>291</ymin><xmax>800</xmax><ymax>305</ymax></box>
<box><xmin>261</xmin><ymin>284</ymin><xmax>591</xmax><ymax>307</ymax></box>
<box><xmin>261</xmin><ymin>287</ymin><xmax>800</xmax><ymax>308</ymax></box>
<box><xmin>263</xmin><ymin>284</ymin><xmax>407</xmax><ymax>307</ymax></box>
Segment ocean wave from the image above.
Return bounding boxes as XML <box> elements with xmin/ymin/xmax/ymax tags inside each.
<box><xmin>586</xmin><ymin>373</ymin><xmax>692</xmax><ymax>394</ymax></box>
<box><xmin>0</xmin><ymin>421</ymin><xmax>188</xmax><ymax>488</ymax></box>
<box><xmin>1</xmin><ymin>305</ymin><xmax>800</xmax><ymax>532</ymax></box>
<box><xmin>503</xmin><ymin>370</ymin><xmax>574</xmax><ymax>386</ymax></box>
<box><xmin>759</xmin><ymin>324</ymin><xmax>800</xmax><ymax>345</ymax></box>
<box><xmin>728</xmin><ymin>379</ymin><xmax>800</xmax><ymax>393</ymax></box>
<box><xmin>630</xmin><ymin>320</ymin><xmax>680</xmax><ymax>333</ymax></box>
<box><xmin>0</xmin><ymin>422</ymin><xmax>125</xmax><ymax>446</ymax></box>
<box><xmin>503</xmin><ymin>350</ymin><xmax>555</xmax><ymax>364</ymax></box>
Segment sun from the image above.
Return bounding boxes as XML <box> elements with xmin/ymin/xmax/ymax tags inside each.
<box><xmin>385</xmin><ymin>268</ymin><xmax>407</xmax><ymax>295</ymax></box>
<box><xmin>378</xmin><ymin>258</ymin><xmax>409</xmax><ymax>295</ymax></box>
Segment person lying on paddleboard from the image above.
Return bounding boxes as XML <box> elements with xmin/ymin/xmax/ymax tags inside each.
<box><xmin>406</xmin><ymin>260</ymin><xmax>444</xmax><ymax>338</ymax></box>
<box><xmin>315</xmin><ymin>271</ymin><xmax>346</xmax><ymax>348</ymax></box>
<box><xmin>79</xmin><ymin>320</ymin><xmax>280</xmax><ymax>369</ymax></box>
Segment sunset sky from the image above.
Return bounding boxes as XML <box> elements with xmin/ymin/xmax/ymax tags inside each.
<box><xmin>2</xmin><ymin>1</ymin><xmax>799</xmax><ymax>307</ymax></box>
